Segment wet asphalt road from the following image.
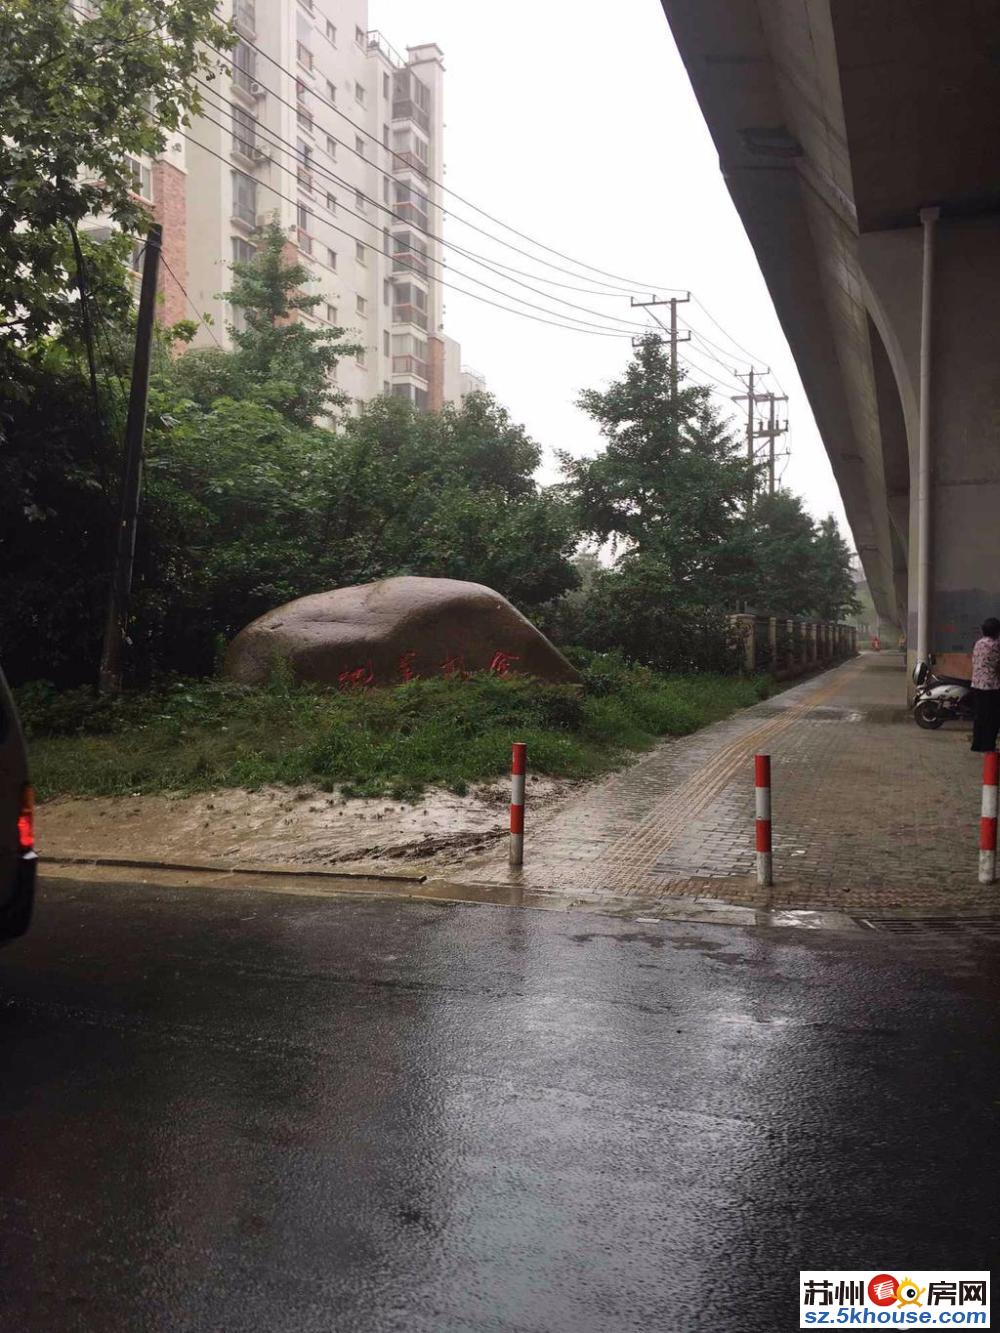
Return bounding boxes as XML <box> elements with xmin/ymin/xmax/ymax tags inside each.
<box><xmin>1</xmin><ymin>879</ymin><xmax>997</xmax><ymax>1333</ymax></box>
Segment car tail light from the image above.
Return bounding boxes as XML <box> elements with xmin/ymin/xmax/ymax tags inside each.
<box><xmin>17</xmin><ymin>783</ymin><xmax>34</xmax><ymax>852</ymax></box>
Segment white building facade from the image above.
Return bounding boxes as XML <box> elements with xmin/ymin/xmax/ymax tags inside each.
<box><xmin>178</xmin><ymin>0</ymin><xmax>474</xmax><ymax>412</ymax></box>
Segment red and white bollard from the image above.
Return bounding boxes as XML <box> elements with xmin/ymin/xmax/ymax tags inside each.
<box><xmin>510</xmin><ymin>742</ymin><xmax>526</xmax><ymax>867</ymax></box>
<box><xmin>755</xmin><ymin>754</ymin><xmax>773</xmax><ymax>887</ymax></box>
<box><xmin>979</xmin><ymin>752</ymin><xmax>998</xmax><ymax>884</ymax></box>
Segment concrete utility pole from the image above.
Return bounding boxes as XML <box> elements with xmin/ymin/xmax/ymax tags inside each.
<box><xmin>98</xmin><ymin>223</ymin><xmax>163</xmax><ymax>696</ymax></box>
<box><xmin>755</xmin><ymin>392</ymin><xmax>789</xmax><ymax>495</ymax></box>
<box><xmin>631</xmin><ymin>294</ymin><xmax>690</xmax><ymax>404</ymax></box>
<box><xmin>731</xmin><ymin>368</ymin><xmax>771</xmax><ymax>513</ymax></box>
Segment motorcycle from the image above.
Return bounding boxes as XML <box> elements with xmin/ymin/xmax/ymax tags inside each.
<box><xmin>911</xmin><ymin>658</ymin><xmax>974</xmax><ymax>729</ymax></box>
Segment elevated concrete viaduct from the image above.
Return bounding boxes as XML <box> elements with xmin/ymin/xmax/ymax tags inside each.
<box><xmin>661</xmin><ymin>0</ymin><xmax>1000</xmax><ymax>678</ymax></box>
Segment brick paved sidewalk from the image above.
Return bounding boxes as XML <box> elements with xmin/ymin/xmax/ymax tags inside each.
<box><xmin>462</xmin><ymin>653</ymin><xmax>998</xmax><ymax>912</ymax></box>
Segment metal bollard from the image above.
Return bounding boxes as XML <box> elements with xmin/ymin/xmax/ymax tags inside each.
<box><xmin>509</xmin><ymin>742</ymin><xmax>526</xmax><ymax>866</ymax></box>
<box><xmin>979</xmin><ymin>752</ymin><xmax>998</xmax><ymax>884</ymax></box>
<box><xmin>755</xmin><ymin>754</ymin><xmax>773</xmax><ymax>887</ymax></box>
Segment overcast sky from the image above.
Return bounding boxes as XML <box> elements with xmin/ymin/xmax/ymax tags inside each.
<box><xmin>371</xmin><ymin>0</ymin><xmax>850</xmax><ymax>535</ymax></box>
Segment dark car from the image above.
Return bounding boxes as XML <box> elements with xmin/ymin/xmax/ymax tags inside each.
<box><xmin>0</xmin><ymin>666</ymin><xmax>36</xmax><ymax>942</ymax></box>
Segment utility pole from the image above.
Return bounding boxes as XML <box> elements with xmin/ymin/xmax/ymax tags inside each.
<box><xmin>732</xmin><ymin>367</ymin><xmax>770</xmax><ymax>513</ymax></box>
<box><xmin>97</xmin><ymin>223</ymin><xmax>163</xmax><ymax>695</ymax></box>
<box><xmin>755</xmin><ymin>392</ymin><xmax>789</xmax><ymax>495</ymax></box>
<box><xmin>631</xmin><ymin>293</ymin><xmax>690</xmax><ymax>404</ymax></box>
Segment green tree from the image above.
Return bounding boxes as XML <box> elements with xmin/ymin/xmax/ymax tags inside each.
<box><xmin>740</xmin><ymin>495</ymin><xmax>860</xmax><ymax>620</ymax></box>
<box><xmin>0</xmin><ymin>0</ymin><xmax>230</xmax><ymax>377</ymax></box>
<box><xmin>563</xmin><ymin>335</ymin><xmax>753</xmax><ymax>603</ymax></box>
<box><xmin>170</xmin><ymin>221</ymin><xmax>362</xmax><ymax>426</ymax></box>
<box><xmin>744</xmin><ymin>491</ymin><xmax>823</xmax><ymax>616</ymax></box>
<box><xmin>811</xmin><ymin>514</ymin><xmax>860</xmax><ymax>621</ymax></box>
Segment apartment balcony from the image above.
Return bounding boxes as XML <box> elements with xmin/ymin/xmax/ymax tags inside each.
<box><xmin>392</xmin><ymin>250</ymin><xmax>429</xmax><ymax>277</ymax></box>
<box><xmin>392</xmin><ymin>355</ymin><xmax>428</xmax><ymax>380</ymax></box>
<box><xmin>395</xmin><ymin>200</ymin><xmax>429</xmax><ymax>230</ymax></box>
<box><xmin>392</xmin><ymin>303</ymin><xmax>428</xmax><ymax>330</ymax></box>
<box><xmin>366</xmin><ymin>30</ymin><xmax>405</xmax><ymax>69</ymax></box>
<box><xmin>392</xmin><ymin>149</ymin><xmax>429</xmax><ymax>177</ymax></box>
<box><xmin>392</xmin><ymin>99</ymin><xmax>430</xmax><ymax>135</ymax></box>
<box><xmin>297</xmin><ymin>227</ymin><xmax>313</xmax><ymax>255</ymax></box>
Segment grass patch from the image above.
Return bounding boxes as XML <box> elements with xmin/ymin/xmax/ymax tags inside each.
<box><xmin>17</xmin><ymin>655</ymin><xmax>773</xmax><ymax>801</ymax></box>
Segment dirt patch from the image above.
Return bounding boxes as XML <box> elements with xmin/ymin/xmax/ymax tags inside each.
<box><xmin>39</xmin><ymin>776</ymin><xmax>577</xmax><ymax>875</ymax></box>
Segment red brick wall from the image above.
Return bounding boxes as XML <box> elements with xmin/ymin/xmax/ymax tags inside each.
<box><xmin>152</xmin><ymin>159</ymin><xmax>187</xmax><ymax>328</ymax></box>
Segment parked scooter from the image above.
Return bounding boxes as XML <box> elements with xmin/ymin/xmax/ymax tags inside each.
<box><xmin>911</xmin><ymin>658</ymin><xmax>974</xmax><ymax>729</ymax></box>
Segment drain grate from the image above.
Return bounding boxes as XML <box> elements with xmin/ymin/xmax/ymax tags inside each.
<box><xmin>855</xmin><ymin>916</ymin><xmax>1000</xmax><ymax>935</ymax></box>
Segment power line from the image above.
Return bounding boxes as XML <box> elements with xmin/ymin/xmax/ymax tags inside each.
<box><xmin>193</xmin><ymin>87</ymin><xmax>650</xmax><ymax>335</ymax></box>
<box><xmin>173</xmin><ymin>126</ymin><xmax>635</xmax><ymax>340</ymax></box>
<box><xmin>160</xmin><ymin>252</ymin><xmax>224</xmax><ymax>348</ymax></box>
<box><xmin>204</xmin><ymin>38</ymin><xmax>687</xmax><ymax>296</ymax></box>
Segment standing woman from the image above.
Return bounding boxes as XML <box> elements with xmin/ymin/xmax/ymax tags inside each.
<box><xmin>971</xmin><ymin>617</ymin><xmax>1000</xmax><ymax>751</ymax></box>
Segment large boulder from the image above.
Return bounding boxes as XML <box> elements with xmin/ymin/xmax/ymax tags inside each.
<box><xmin>224</xmin><ymin>576</ymin><xmax>581</xmax><ymax>688</ymax></box>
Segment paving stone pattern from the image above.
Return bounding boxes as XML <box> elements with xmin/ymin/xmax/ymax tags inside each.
<box><xmin>467</xmin><ymin>653</ymin><xmax>997</xmax><ymax>912</ymax></box>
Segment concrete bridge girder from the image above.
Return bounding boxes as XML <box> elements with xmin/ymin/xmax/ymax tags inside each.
<box><xmin>661</xmin><ymin>0</ymin><xmax>1000</xmax><ymax>661</ymax></box>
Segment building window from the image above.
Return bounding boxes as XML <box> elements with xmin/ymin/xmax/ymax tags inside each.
<box><xmin>326</xmin><ymin>303</ymin><xmax>338</xmax><ymax>323</ymax></box>
<box><xmin>326</xmin><ymin>136</ymin><xmax>337</xmax><ymax>158</ymax></box>
<box><xmin>382</xmin><ymin>72</ymin><xmax>390</xmax><ymax>99</ymax></box>
<box><xmin>392</xmin><ymin>128</ymin><xmax>429</xmax><ymax>173</ymax></box>
<box><xmin>297</xmin><ymin>106</ymin><xmax>314</xmax><ymax>133</ymax></box>
<box><xmin>232</xmin><ymin>236</ymin><xmax>256</xmax><ymax>265</ymax></box>
<box><xmin>383</xmin><ymin>123</ymin><xmax>390</xmax><ymax>148</ymax></box>
<box><xmin>383</xmin><ymin>279</ymin><xmax>391</xmax><ymax>306</ymax></box>
<box><xmin>296</xmin><ymin>138</ymin><xmax>313</xmax><ymax>189</ymax></box>
<box><xmin>355</xmin><ymin>135</ymin><xmax>365</xmax><ymax>158</ymax></box>
<box><xmin>297</xmin><ymin>202</ymin><xmax>312</xmax><ymax>253</ymax></box>
<box><xmin>234</xmin><ymin>0</ymin><xmax>255</xmax><ymax>33</ymax></box>
<box><xmin>383</xmin><ymin>380</ymin><xmax>391</xmax><ymax>394</ymax></box>
<box><xmin>325</xmin><ymin>20</ymin><xmax>336</xmax><ymax>44</ymax></box>
<box><xmin>231</xmin><ymin>169</ymin><xmax>257</xmax><ymax>224</ymax></box>
<box><xmin>327</xmin><ymin>248</ymin><xmax>337</xmax><ymax>268</ymax></box>
<box><xmin>383</xmin><ymin>176</ymin><xmax>389</xmax><ymax>204</ymax></box>
<box><xmin>394</xmin><ymin>181</ymin><xmax>429</xmax><ymax>230</ymax></box>
<box><xmin>356</xmin><ymin>295</ymin><xmax>367</xmax><ymax>316</ymax></box>
<box><xmin>233</xmin><ymin>39</ymin><xmax>255</xmax><ymax>93</ymax></box>
<box><xmin>383</xmin><ymin>330</ymin><xmax>390</xmax><ymax>356</ymax></box>
<box><xmin>355</xmin><ymin>81</ymin><xmax>366</xmax><ymax>106</ymax></box>
<box><xmin>356</xmin><ymin>240</ymin><xmax>366</xmax><ymax>264</ymax></box>
<box><xmin>326</xmin><ymin>191</ymin><xmax>336</xmax><ymax>213</ymax></box>
<box><xmin>297</xmin><ymin>41</ymin><xmax>313</xmax><ymax>72</ymax></box>
<box><xmin>355</xmin><ymin>188</ymin><xmax>365</xmax><ymax>212</ymax></box>
<box><xmin>125</xmin><ymin>156</ymin><xmax>153</xmax><ymax>200</ymax></box>
<box><xmin>392</xmin><ymin>281</ymin><xmax>428</xmax><ymax>329</ymax></box>
<box><xmin>326</xmin><ymin>80</ymin><xmax>336</xmax><ymax>103</ymax></box>
<box><xmin>232</xmin><ymin>106</ymin><xmax>257</xmax><ymax>159</ymax></box>
<box><xmin>355</xmin><ymin>25</ymin><xmax>365</xmax><ymax>46</ymax></box>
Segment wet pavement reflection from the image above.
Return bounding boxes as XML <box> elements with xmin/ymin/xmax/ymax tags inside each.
<box><xmin>0</xmin><ymin>877</ymin><xmax>997</xmax><ymax>1331</ymax></box>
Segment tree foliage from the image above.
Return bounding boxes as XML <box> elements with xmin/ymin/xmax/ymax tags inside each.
<box><xmin>1</xmin><ymin>231</ymin><xmax>577</xmax><ymax>684</ymax></box>
<box><xmin>0</xmin><ymin>0</ymin><xmax>230</xmax><ymax>378</ymax></box>
<box><xmin>550</xmin><ymin>336</ymin><xmax>859</xmax><ymax>669</ymax></box>
<box><xmin>171</xmin><ymin>222</ymin><xmax>362</xmax><ymax>426</ymax></box>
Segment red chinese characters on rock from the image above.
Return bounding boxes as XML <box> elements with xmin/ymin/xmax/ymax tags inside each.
<box><xmin>338</xmin><ymin>661</ymin><xmax>375</xmax><ymax>689</ymax></box>
<box><xmin>489</xmin><ymin>651</ymin><xmax>520</xmax><ymax>677</ymax></box>
<box><xmin>398</xmin><ymin>651</ymin><xmax>417</xmax><ymax>682</ymax></box>
<box><xmin>440</xmin><ymin>654</ymin><xmax>467</xmax><ymax>679</ymax></box>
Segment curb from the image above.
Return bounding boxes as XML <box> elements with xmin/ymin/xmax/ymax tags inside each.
<box><xmin>42</xmin><ymin>853</ymin><xmax>427</xmax><ymax>885</ymax></box>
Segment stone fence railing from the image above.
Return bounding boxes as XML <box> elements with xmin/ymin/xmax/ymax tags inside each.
<box><xmin>729</xmin><ymin>614</ymin><xmax>859</xmax><ymax>679</ymax></box>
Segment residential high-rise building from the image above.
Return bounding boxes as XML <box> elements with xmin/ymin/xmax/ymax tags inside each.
<box><xmin>114</xmin><ymin>0</ymin><xmax>472</xmax><ymax>415</ymax></box>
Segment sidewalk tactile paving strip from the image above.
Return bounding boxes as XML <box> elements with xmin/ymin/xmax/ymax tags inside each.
<box><xmin>465</xmin><ymin>654</ymin><xmax>1000</xmax><ymax>913</ymax></box>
